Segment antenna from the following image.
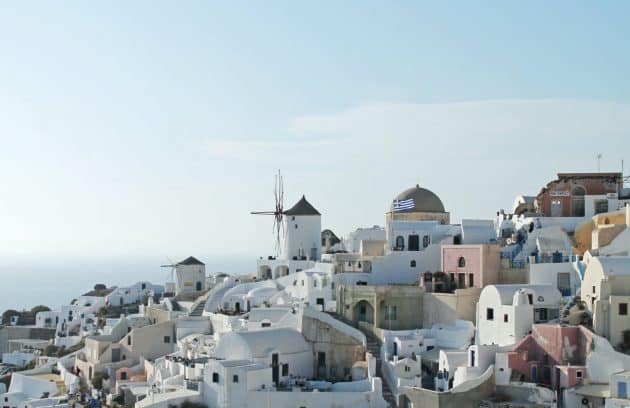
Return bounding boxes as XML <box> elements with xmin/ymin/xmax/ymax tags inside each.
<box><xmin>597</xmin><ymin>153</ymin><xmax>602</xmax><ymax>172</ymax></box>
<box><xmin>251</xmin><ymin>170</ymin><xmax>286</xmax><ymax>256</ymax></box>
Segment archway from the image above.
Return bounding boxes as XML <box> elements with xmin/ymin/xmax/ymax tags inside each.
<box><xmin>353</xmin><ymin>300</ymin><xmax>374</xmax><ymax>325</ymax></box>
<box><xmin>274</xmin><ymin>265</ymin><xmax>289</xmax><ymax>279</ymax></box>
<box><xmin>259</xmin><ymin>266</ymin><xmax>272</xmax><ymax>280</ymax></box>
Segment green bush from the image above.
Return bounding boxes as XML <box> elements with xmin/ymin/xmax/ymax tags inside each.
<box><xmin>91</xmin><ymin>371</ymin><xmax>110</xmax><ymax>390</ymax></box>
<box><xmin>30</xmin><ymin>305</ymin><xmax>51</xmax><ymax>315</ymax></box>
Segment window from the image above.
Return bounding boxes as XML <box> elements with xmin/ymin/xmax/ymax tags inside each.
<box><xmin>468</xmin><ymin>273</ymin><xmax>474</xmax><ymax>287</ymax></box>
<box><xmin>422</xmin><ymin>235</ymin><xmax>430</xmax><ymax>248</ymax></box>
<box><xmin>620</xmin><ymin>303</ymin><xmax>628</xmax><ymax>316</ymax></box>
<box><xmin>593</xmin><ymin>286</ymin><xmax>596</xmax><ymax>294</ymax></box>
<box><xmin>164</xmin><ymin>336</ymin><xmax>170</xmax><ymax>343</ymax></box>
<box><xmin>212</xmin><ymin>373</ymin><xmax>219</xmax><ymax>383</ymax></box>
<box><xmin>504</xmin><ymin>314</ymin><xmax>508</xmax><ymax>323</ymax></box>
<box><xmin>595</xmin><ymin>199</ymin><xmax>608</xmax><ymax>215</ymax></box>
<box><xmin>395</xmin><ymin>236</ymin><xmax>405</xmax><ymax>250</ymax></box>
<box><xmin>458</xmin><ymin>257</ymin><xmax>466</xmax><ymax>268</ymax></box>
<box><xmin>486</xmin><ymin>308</ymin><xmax>494</xmax><ymax>321</ymax></box>
<box><xmin>534</xmin><ymin>308</ymin><xmax>549</xmax><ymax>322</ymax></box>
<box><xmin>527</xmin><ymin>294</ymin><xmax>533</xmax><ymax>305</ymax></box>
<box><xmin>127</xmin><ymin>336</ymin><xmax>131</xmax><ymax>346</ymax></box>
<box><xmin>386</xmin><ymin>305</ymin><xmax>397</xmax><ymax>320</ymax></box>
<box><xmin>120</xmin><ymin>372</ymin><xmax>127</xmax><ymax>380</ymax></box>
<box><xmin>576</xmin><ymin>370</ymin><xmax>583</xmax><ymax>379</ymax></box>
<box><xmin>233</xmin><ymin>375</ymin><xmax>239</xmax><ymax>383</ymax></box>
<box><xmin>404</xmin><ymin>366</ymin><xmax>411</xmax><ymax>372</ymax></box>
<box><xmin>282</xmin><ymin>363</ymin><xmax>289</xmax><ymax>376</ymax></box>
<box><xmin>410</xmin><ymin>260</ymin><xmax>416</xmax><ymax>268</ymax></box>
<box><xmin>262</xmin><ymin>322</ymin><xmax>271</xmax><ymax>328</ymax></box>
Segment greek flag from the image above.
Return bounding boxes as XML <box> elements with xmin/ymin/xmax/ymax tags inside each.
<box><xmin>393</xmin><ymin>198</ymin><xmax>415</xmax><ymax>211</ymax></box>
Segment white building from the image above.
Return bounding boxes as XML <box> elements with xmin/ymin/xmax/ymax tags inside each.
<box><xmin>476</xmin><ymin>284</ymin><xmax>561</xmax><ymax>346</ymax></box>
<box><xmin>171</xmin><ymin>256</ymin><xmax>206</xmax><ymax>295</ymax></box>
<box><xmin>581</xmin><ymin>256</ymin><xmax>630</xmax><ymax>347</ymax></box>
<box><xmin>256</xmin><ymin>196</ymin><xmax>322</xmax><ymax>280</ymax></box>
<box><xmin>343</xmin><ymin>226</ymin><xmax>386</xmax><ymax>253</ymax></box>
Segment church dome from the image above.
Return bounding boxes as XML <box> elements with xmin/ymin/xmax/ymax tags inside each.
<box><xmin>390</xmin><ymin>185</ymin><xmax>445</xmax><ymax>213</ymax></box>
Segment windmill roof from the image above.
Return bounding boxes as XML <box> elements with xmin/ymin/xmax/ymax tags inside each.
<box><xmin>177</xmin><ymin>256</ymin><xmax>205</xmax><ymax>266</ymax></box>
<box><xmin>284</xmin><ymin>195</ymin><xmax>320</xmax><ymax>216</ymax></box>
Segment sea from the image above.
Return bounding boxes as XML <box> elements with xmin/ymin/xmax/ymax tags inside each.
<box><xmin>0</xmin><ymin>256</ymin><xmax>254</xmax><ymax>314</ymax></box>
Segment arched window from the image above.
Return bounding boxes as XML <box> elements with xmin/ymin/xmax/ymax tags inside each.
<box><xmin>410</xmin><ymin>260</ymin><xmax>416</xmax><ymax>268</ymax></box>
<box><xmin>395</xmin><ymin>236</ymin><xmax>405</xmax><ymax>250</ymax></box>
<box><xmin>572</xmin><ymin>186</ymin><xmax>586</xmax><ymax>217</ymax></box>
<box><xmin>458</xmin><ymin>257</ymin><xmax>466</xmax><ymax>268</ymax></box>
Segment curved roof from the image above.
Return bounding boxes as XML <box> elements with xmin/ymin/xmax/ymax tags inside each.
<box><xmin>589</xmin><ymin>256</ymin><xmax>630</xmax><ymax>277</ymax></box>
<box><xmin>390</xmin><ymin>185</ymin><xmax>445</xmax><ymax>213</ymax></box>
<box><xmin>285</xmin><ymin>195</ymin><xmax>320</xmax><ymax>216</ymax></box>
<box><xmin>482</xmin><ymin>285</ymin><xmax>562</xmax><ymax>306</ymax></box>
<box><xmin>213</xmin><ymin>328</ymin><xmax>311</xmax><ymax>360</ymax></box>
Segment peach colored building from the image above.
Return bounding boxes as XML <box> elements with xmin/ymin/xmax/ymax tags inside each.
<box><xmin>497</xmin><ymin>324</ymin><xmax>592</xmax><ymax>393</ymax></box>
<box><xmin>430</xmin><ymin>244</ymin><xmax>500</xmax><ymax>291</ymax></box>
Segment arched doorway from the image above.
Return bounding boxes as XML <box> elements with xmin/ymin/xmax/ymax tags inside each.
<box><xmin>353</xmin><ymin>300</ymin><xmax>374</xmax><ymax>325</ymax></box>
<box><xmin>259</xmin><ymin>266</ymin><xmax>272</xmax><ymax>280</ymax></box>
<box><xmin>196</xmin><ymin>281</ymin><xmax>202</xmax><ymax>291</ymax></box>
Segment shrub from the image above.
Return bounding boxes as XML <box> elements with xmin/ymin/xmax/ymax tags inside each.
<box><xmin>91</xmin><ymin>371</ymin><xmax>110</xmax><ymax>390</ymax></box>
<box><xmin>1</xmin><ymin>309</ymin><xmax>21</xmax><ymax>325</ymax></box>
<box><xmin>30</xmin><ymin>305</ymin><xmax>51</xmax><ymax>315</ymax></box>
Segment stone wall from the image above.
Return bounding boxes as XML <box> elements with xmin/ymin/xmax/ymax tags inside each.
<box><xmin>301</xmin><ymin>314</ymin><xmax>366</xmax><ymax>380</ymax></box>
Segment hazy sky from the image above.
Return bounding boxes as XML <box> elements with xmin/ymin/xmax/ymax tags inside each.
<box><xmin>1</xmin><ymin>1</ymin><xmax>630</xmax><ymax>262</ymax></box>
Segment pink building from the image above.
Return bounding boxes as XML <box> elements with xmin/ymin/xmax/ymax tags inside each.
<box><xmin>499</xmin><ymin>324</ymin><xmax>593</xmax><ymax>392</ymax></box>
<box><xmin>422</xmin><ymin>244</ymin><xmax>500</xmax><ymax>292</ymax></box>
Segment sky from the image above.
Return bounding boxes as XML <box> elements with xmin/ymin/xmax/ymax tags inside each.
<box><xmin>1</xmin><ymin>1</ymin><xmax>630</xmax><ymax>284</ymax></box>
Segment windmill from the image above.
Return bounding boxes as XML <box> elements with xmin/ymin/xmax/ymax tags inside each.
<box><xmin>161</xmin><ymin>257</ymin><xmax>177</xmax><ymax>291</ymax></box>
<box><xmin>251</xmin><ymin>170</ymin><xmax>286</xmax><ymax>256</ymax></box>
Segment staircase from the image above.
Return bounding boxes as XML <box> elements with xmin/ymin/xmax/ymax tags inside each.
<box><xmin>363</xmin><ymin>329</ymin><xmax>397</xmax><ymax>407</ymax></box>
<box><xmin>189</xmin><ymin>301</ymin><xmax>206</xmax><ymax>317</ymax></box>
<box><xmin>188</xmin><ymin>291</ymin><xmax>211</xmax><ymax>317</ymax></box>
<box><xmin>325</xmin><ymin>312</ymin><xmax>397</xmax><ymax>406</ymax></box>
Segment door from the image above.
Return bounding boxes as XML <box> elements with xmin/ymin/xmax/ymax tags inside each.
<box><xmin>393</xmin><ymin>342</ymin><xmax>398</xmax><ymax>357</ymax></box>
<box><xmin>551</xmin><ymin>200</ymin><xmax>562</xmax><ymax>217</ymax></box>
<box><xmin>531</xmin><ymin>366</ymin><xmax>538</xmax><ymax>382</ymax></box>
<box><xmin>235</xmin><ymin>302</ymin><xmax>241</xmax><ymax>313</ymax></box>
<box><xmin>317</xmin><ymin>352</ymin><xmax>326</xmax><ymax>378</ymax></box>
<box><xmin>359</xmin><ymin>305</ymin><xmax>366</xmax><ymax>322</ymax></box>
<box><xmin>272</xmin><ymin>353</ymin><xmax>279</xmax><ymax>385</ymax></box>
<box><xmin>408</xmin><ymin>235</ymin><xmax>419</xmax><ymax>251</ymax></box>
<box><xmin>196</xmin><ymin>281</ymin><xmax>202</xmax><ymax>291</ymax></box>
<box><xmin>470</xmin><ymin>350</ymin><xmax>476</xmax><ymax>367</ymax></box>
<box><xmin>112</xmin><ymin>348</ymin><xmax>121</xmax><ymax>363</ymax></box>
<box><xmin>619</xmin><ymin>382</ymin><xmax>627</xmax><ymax>399</ymax></box>
<box><xmin>557</xmin><ymin>273</ymin><xmax>571</xmax><ymax>296</ymax></box>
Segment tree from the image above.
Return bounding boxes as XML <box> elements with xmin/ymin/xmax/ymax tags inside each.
<box><xmin>30</xmin><ymin>305</ymin><xmax>51</xmax><ymax>315</ymax></box>
<box><xmin>2</xmin><ymin>309</ymin><xmax>21</xmax><ymax>325</ymax></box>
<box><xmin>94</xmin><ymin>284</ymin><xmax>107</xmax><ymax>291</ymax></box>
<box><xmin>91</xmin><ymin>371</ymin><xmax>109</xmax><ymax>390</ymax></box>
<box><xmin>43</xmin><ymin>344</ymin><xmax>61</xmax><ymax>357</ymax></box>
